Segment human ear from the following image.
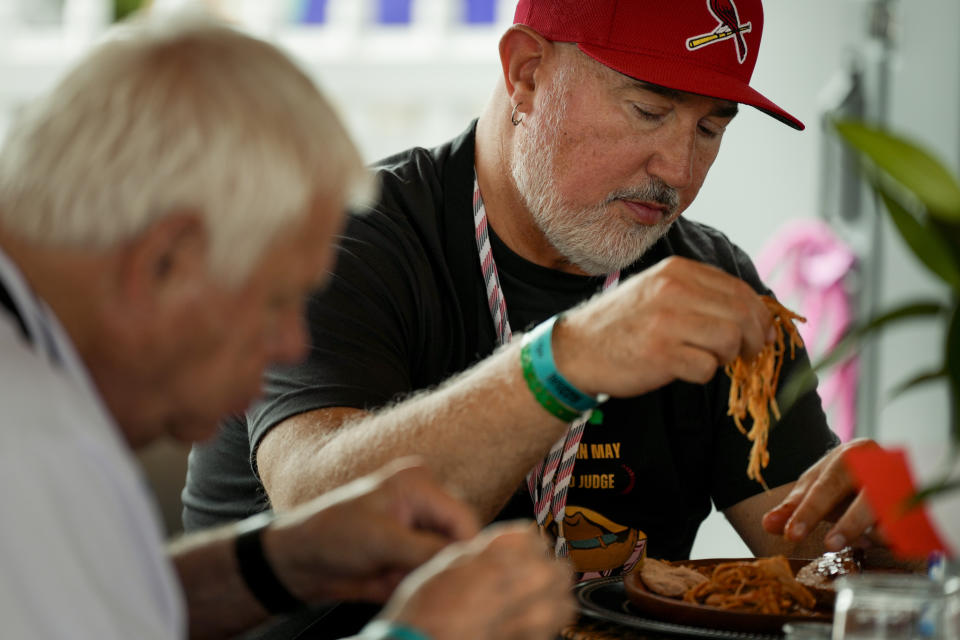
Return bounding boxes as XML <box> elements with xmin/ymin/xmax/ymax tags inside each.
<box><xmin>117</xmin><ymin>212</ymin><xmax>210</xmax><ymax>311</ymax></box>
<box><xmin>498</xmin><ymin>25</ymin><xmax>552</xmax><ymax>120</ymax></box>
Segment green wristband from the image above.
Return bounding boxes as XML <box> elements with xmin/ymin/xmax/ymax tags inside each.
<box><xmin>526</xmin><ymin>314</ymin><xmax>606</xmax><ymax>411</ymax></box>
<box><xmin>521</xmin><ymin>340</ymin><xmax>582</xmax><ymax>422</ymax></box>
<box><xmin>359</xmin><ymin>620</ymin><xmax>433</xmax><ymax>640</ymax></box>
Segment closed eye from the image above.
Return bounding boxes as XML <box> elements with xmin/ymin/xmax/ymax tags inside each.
<box><xmin>699</xmin><ymin>122</ymin><xmax>724</xmax><ymax>139</ymax></box>
<box><xmin>633</xmin><ymin>104</ymin><xmax>666</xmax><ymax>123</ymax></box>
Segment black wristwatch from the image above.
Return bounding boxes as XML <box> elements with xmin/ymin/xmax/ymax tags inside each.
<box><xmin>234</xmin><ymin>512</ymin><xmax>306</xmax><ymax>615</ymax></box>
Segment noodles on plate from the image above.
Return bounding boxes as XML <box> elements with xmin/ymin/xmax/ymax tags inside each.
<box><xmin>683</xmin><ymin>556</ymin><xmax>816</xmax><ymax>614</ymax></box>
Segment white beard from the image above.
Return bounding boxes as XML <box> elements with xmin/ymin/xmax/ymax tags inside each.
<box><xmin>509</xmin><ymin>74</ymin><xmax>680</xmax><ymax>276</ymax></box>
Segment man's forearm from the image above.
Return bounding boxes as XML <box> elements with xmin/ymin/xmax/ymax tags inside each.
<box><xmin>259</xmin><ymin>258</ymin><xmax>787</xmax><ymax>522</ymax></box>
<box><xmin>258</xmin><ymin>341</ymin><xmax>571</xmax><ymax>521</ymax></box>
<box><xmin>725</xmin><ymin>483</ymin><xmax>832</xmax><ymax>558</ymax></box>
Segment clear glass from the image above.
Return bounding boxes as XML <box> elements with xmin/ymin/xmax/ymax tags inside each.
<box><xmin>833</xmin><ymin>573</ymin><xmax>952</xmax><ymax>639</ymax></box>
<box><xmin>942</xmin><ymin>576</ymin><xmax>960</xmax><ymax>640</ymax></box>
<box><xmin>783</xmin><ymin>620</ymin><xmax>833</xmax><ymax>639</ymax></box>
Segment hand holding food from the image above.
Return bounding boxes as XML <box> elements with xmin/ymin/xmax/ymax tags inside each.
<box><xmin>556</xmin><ymin>256</ymin><xmax>776</xmax><ymax>399</ymax></box>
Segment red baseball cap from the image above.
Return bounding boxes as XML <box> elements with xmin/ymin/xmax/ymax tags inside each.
<box><xmin>513</xmin><ymin>0</ymin><xmax>804</xmax><ymax>130</ymax></box>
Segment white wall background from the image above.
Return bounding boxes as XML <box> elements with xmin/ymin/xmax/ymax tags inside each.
<box><xmin>693</xmin><ymin>0</ymin><xmax>960</xmax><ymax>557</ymax></box>
<box><xmin>1</xmin><ymin>0</ymin><xmax>956</xmax><ymax>550</ymax></box>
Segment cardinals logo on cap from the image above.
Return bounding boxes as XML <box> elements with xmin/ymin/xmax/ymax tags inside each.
<box><xmin>686</xmin><ymin>0</ymin><xmax>753</xmax><ymax>63</ymax></box>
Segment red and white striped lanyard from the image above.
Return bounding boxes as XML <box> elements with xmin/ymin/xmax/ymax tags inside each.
<box><xmin>471</xmin><ymin>175</ymin><xmax>619</xmax><ymax>557</ymax></box>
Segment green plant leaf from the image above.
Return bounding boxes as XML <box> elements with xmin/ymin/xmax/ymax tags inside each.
<box><xmin>876</xmin><ymin>191</ymin><xmax>960</xmax><ymax>290</ymax></box>
<box><xmin>114</xmin><ymin>0</ymin><xmax>145</xmax><ymax>21</ymax></box>
<box><xmin>834</xmin><ymin>120</ymin><xmax>960</xmax><ymax>222</ymax></box>
<box><xmin>886</xmin><ymin>366</ymin><xmax>947</xmax><ymax>403</ymax></box>
<box><xmin>777</xmin><ymin>300</ymin><xmax>947</xmax><ymax>416</ymax></box>
<box><xmin>821</xmin><ymin>300</ymin><xmax>946</xmax><ymax>370</ymax></box>
<box><xmin>905</xmin><ymin>464</ymin><xmax>960</xmax><ymax>509</ymax></box>
<box><xmin>906</xmin><ymin>442</ymin><xmax>960</xmax><ymax>507</ymax></box>
<box><xmin>910</xmin><ymin>477</ymin><xmax>960</xmax><ymax>507</ymax></box>
<box><xmin>945</xmin><ymin>305</ymin><xmax>960</xmax><ymax>444</ymax></box>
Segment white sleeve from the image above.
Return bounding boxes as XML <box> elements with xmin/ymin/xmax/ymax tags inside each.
<box><xmin>0</xmin><ymin>377</ymin><xmax>185</xmax><ymax>639</ymax></box>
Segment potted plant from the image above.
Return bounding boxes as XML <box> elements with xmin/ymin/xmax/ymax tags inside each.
<box><xmin>829</xmin><ymin>119</ymin><xmax>960</xmax><ymax>493</ymax></box>
<box><xmin>782</xmin><ymin>120</ymin><xmax>960</xmax><ymax>562</ymax></box>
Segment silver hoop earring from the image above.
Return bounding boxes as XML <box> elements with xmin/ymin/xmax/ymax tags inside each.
<box><xmin>510</xmin><ymin>103</ymin><xmax>524</xmax><ymax>126</ymax></box>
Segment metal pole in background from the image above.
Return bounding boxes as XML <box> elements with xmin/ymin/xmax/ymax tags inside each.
<box><xmin>817</xmin><ymin>0</ymin><xmax>896</xmax><ymax>441</ymax></box>
<box><xmin>856</xmin><ymin>0</ymin><xmax>895</xmax><ymax>441</ymax></box>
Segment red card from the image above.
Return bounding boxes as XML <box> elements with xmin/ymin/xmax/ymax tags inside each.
<box><xmin>843</xmin><ymin>446</ymin><xmax>952</xmax><ymax>559</ymax></box>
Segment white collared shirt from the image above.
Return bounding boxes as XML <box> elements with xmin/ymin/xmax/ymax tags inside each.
<box><xmin>0</xmin><ymin>248</ymin><xmax>186</xmax><ymax>639</ymax></box>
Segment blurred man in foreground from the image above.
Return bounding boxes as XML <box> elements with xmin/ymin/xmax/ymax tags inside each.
<box><xmin>0</xmin><ymin>10</ymin><xmax>572</xmax><ymax>640</ymax></box>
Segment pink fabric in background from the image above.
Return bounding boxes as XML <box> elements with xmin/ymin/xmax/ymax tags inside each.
<box><xmin>756</xmin><ymin>219</ymin><xmax>859</xmax><ymax>442</ymax></box>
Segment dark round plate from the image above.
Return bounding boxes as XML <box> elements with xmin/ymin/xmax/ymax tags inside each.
<box><xmin>624</xmin><ymin>558</ymin><xmax>832</xmax><ymax>635</ymax></box>
<box><xmin>575</xmin><ymin>576</ymin><xmax>785</xmax><ymax>639</ymax></box>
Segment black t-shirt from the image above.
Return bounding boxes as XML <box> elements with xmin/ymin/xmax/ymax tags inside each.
<box><xmin>182</xmin><ymin>122</ymin><xmax>838</xmax><ymax>567</ymax></box>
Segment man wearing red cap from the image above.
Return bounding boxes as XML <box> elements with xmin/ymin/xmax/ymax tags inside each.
<box><xmin>186</xmin><ymin>0</ymin><xmax>862</xmax><ymax>593</ymax></box>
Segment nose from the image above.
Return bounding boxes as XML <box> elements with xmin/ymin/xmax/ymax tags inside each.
<box><xmin>645</xmin><ymin>123</ymin><xmax>696</xmax><ymax>190</ymax></box>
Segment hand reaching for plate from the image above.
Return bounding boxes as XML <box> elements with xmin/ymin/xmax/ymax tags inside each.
<box><xmin>761</xmin><ymin>439</ymin><xmax>882</xmax><ymax>551</ymax></box>
<box><xmin>372</xmin><ymin>520</ymin><xmax>576</xmax><ymax>640</ymax></box>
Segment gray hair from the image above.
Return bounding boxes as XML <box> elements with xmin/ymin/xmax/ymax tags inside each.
<box><xmin>0</xmin><ymin>8</ymin><xmax>372</xmax><ymax>284</ymax></box>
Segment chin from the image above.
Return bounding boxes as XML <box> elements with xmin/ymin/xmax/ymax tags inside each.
<box><xmin>165</xmin><ymin>415</ymin><xmax>223</xmax><ymax>445</ymax></box>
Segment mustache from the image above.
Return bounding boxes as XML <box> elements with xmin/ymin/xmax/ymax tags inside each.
<box><xmin>607</xmin><ymin>179</ymin><xmax>679</xmax><ymax>217</ymax></box>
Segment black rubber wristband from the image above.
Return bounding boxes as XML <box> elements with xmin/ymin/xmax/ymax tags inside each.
<box><xmin>234</xmin><ymin>512</ymin><xmax>306</xmax><ymax>615</ymax></box>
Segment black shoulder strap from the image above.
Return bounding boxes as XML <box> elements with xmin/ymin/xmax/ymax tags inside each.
<box><xmin>0</xmin><ymin>278</ymin><xmax>30</xmax><ymax>342</ymax></box>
